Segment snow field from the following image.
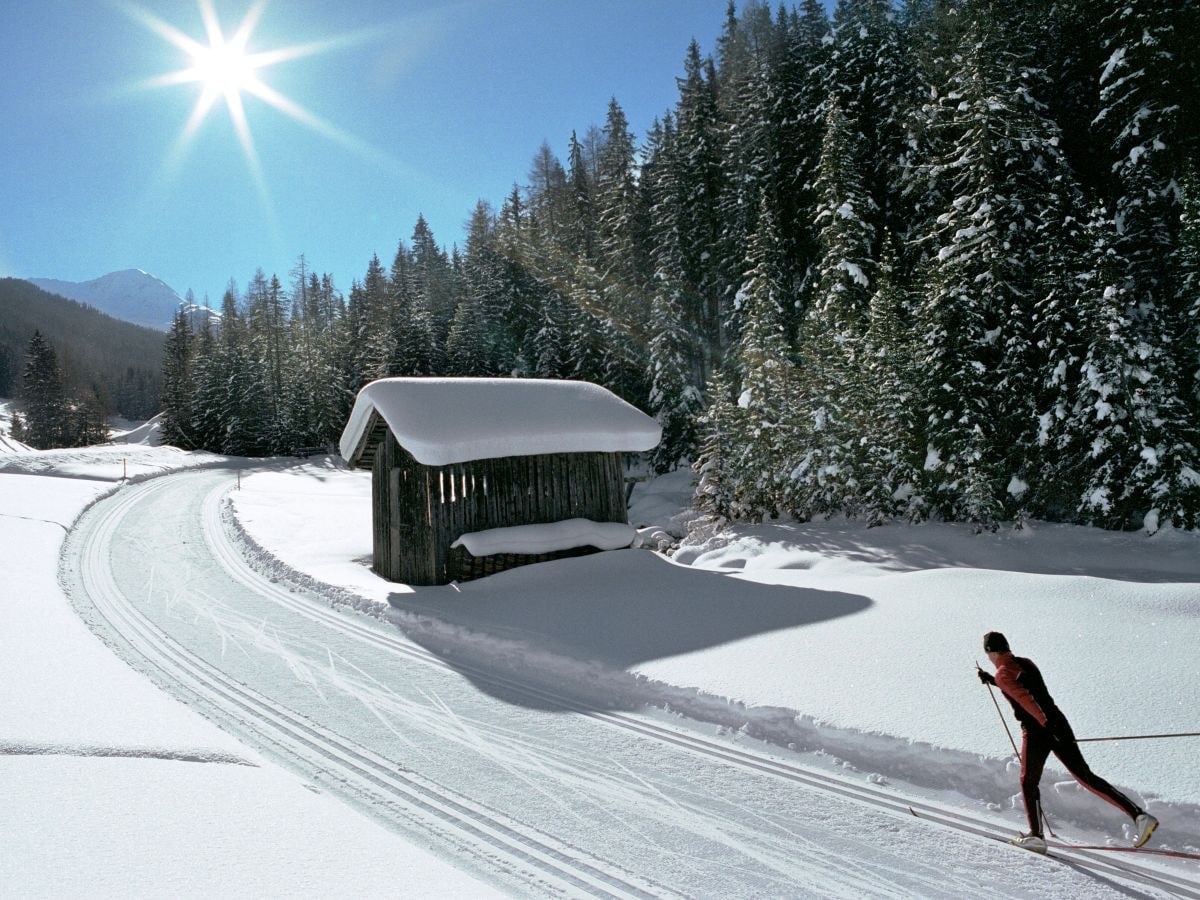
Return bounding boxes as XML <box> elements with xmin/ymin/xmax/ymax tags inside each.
<box><xmin>107</xmin><ymin>411</ymin><xmax>164</xmax><ymax>446</ymax></box>
<box><xmin>0</xmin><ymin>458</ymin><xmax>500</xmax><ymax>898</ymax></box>
<box><xmin>0</xmin><ymin>398</ymin><xmax>32</xmax><ymax>453</ymax></box>
<box><xmin>0</xmin><ymin>442</ymin><xmax>221</xmax><ymax>481</ymax></box>
<box><xmin>229</xmin><ymin>460</ymin><xmax>1200</xmax><ymax>851</ymax></box>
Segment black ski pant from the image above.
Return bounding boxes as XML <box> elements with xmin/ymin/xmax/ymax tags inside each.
<box><xmin>1020</xmin><ymin>722</ymin><xmax>1140</xmax><ymax>835</ymax></box>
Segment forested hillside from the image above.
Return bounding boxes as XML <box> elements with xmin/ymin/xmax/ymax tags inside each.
<box><xmin>0</xmin><ymin>278</ymin><xmax>163</xmax><ymax>418</ymax></box>
<box><xmin>161</xmin><ymin>0</ymin><xmax>1200</xmax><ymax>531</ymax></box>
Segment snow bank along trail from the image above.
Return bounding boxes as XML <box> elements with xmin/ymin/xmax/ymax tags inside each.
<box><xmin>61</xmin><ymin>465</ymin><xmax>1184</xmax><ymax>898</ymax></box>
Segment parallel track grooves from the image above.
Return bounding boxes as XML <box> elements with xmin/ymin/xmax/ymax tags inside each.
<box><xmin>67</xmin><ymin>470</ymin><xmax>1200</xmax><ymax>899</ymax></box>
<box><xmin>74</xmin><ymin>478</ymin><xmax>669</xmax><ymax>900</ymax></box>
<box><xmin>201</xmin><ymin>476</ymin><xmax>1200</xmax><ymax>899</ymax></box>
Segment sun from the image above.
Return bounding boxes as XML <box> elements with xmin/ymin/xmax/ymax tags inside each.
<box><xmin>121</xmin><ymin>0</ymin><xmax>409</xmax><ymax>199</ymax></box>
<box><xmin>122</xmin><ymin>0</ymin><xmax>345</xmax><ymax>183</ymax></box>
<box><xmin>189</xmin><ymin>34</ymin><xmax>260</xmax><ymax>97</ymax></box>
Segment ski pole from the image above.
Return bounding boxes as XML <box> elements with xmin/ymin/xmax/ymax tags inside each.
<box><xmin>977</xmin><ymin>661</ymin><xmax>1019</xmax><ymax>758</ymax></box>
<box><xmin>1077</xmin><ymin>731</ymin><xmax>1200</xmax><ymax>743</ymax></box>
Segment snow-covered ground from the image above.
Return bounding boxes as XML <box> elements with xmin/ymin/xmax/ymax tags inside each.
<box><xmin>0</xmin><ymin>398</ymin><xmax>32</xmax><ymax>453</ymax></box>
<box><xmin>0</xmin><ymin>400</ymin><xmax>162</xmax><ymax>452</ymax></box>
<box><xmin>0</xmin><ymin>449</ymin><xmax>502</xmax><ymax>898</ymax></box>
<box><xmin>108</xmin><ymin>411</ymin><xmax>164</xmax><ymax>446</ymax></box>
<box><xmin>0</xmin><ymin>442</ymin><xmax>213</xmax><ymax>480</ymax></box>
<box><xmin>229</xmin><ymin>461</ymin><xmax>1200</xmax><ymax>851</ymax></box>
<box><xmin>6</xmin><ymin>442</ymin><xmax>1199</xmax><ymax>895</ymax></box>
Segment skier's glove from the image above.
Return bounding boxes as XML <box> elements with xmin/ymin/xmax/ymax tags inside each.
<box><xmin>976</xmin><ymin>669</ymin><xmax>995</xmax><ymax>686</ymax></box>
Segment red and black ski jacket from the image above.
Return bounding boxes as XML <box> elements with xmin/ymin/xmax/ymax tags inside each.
<box><xmin>993</xmin><ymin>652</ymin><xmax>1069</xmax><ymax>733</ymax></box>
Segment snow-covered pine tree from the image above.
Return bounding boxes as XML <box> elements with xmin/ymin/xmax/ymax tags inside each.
<box><xmin>774</xmin><ymin>0</ymin><xmax>832</xmax><ymax>319</ymax></box>
<box><xmin>219</xmin><ymin>282</ymin><xmax>270</xmax><ymax>456</ymax></box>
<box><xmin>714</xmin><ymin>2</ymin><xmax>779</xmax><ymax>348</ymax></box>
<box><xmin>826</xmin><ymin>0</ymin><xmax>913</xmax><ymax>250</ymax></box>
<box><xmin>19</xmin><ymin>331</ymin><xmax>67</xmax><ymax>450</ymax></box>
<box><xmin>410</xmin><ymin>215</ymin><xmax>456</xmax><ymax>345</ymax></box>
<box><xmin>1071</xmin><ymin>210</ymin><xmax>1200</xmax><ymax>532</ymax></box>
<box><xmin>1087</xmin><ymin>0</ymin><xmax>1200</xmax><ymax>528</ymax></box>
<box><xmin>445</xmin><ymin>297</ymin><xmax>489</xmax><ymax>377</ymax></box>
<box><xmin>789</xmin><ymin>98</ymin><xmax>878</xmax><ymax>520</ymax></box>
<box><xmin>358</xmin><ymin>253</ymin><xmax>391</xmax><ymax>378</ymax></box>
<box><xmin>674</xmin><ymin>41</ymin><xmax>727</xmax><ymax>381</ymax></box>
<box><xmin>596</xmin><ymin>99</ymin><xmax>641</xmax><ymax>286</ymax></box>
<box><xmin>1182</xmin><ymin>166</ymin><xmax>1200</xmax><ymax>406</ymax></box>
<box><xmin>648</xmin><ymin>281</ymin><xmax>704</xmax><ymax>474</ymax></box>
<box><xmin>646</xmin><ymin>113</ymin><xmax>700</xmax><ymax>383</ymax></box>
<box><xmin>915</xmin><ymin>5</ymin><xmax>1080</xmax><ymax>529</ymax></box>
<box><xmin>566</xmin><ymin>130</ymin><xmax>596</xmax><ymax>261</ymax></box>
<box><xmin>730</xmin><ymin>195</ymin><xmax>797</xmax><ymax>520</ymax></box>
<box><xmin>68</xmin><ymin>390</ymin><xmax>108</xmax><ymax>448</ymax></box>
<box><xmin>1026</xmin><ymin>209</ymin><xmax>1090</xmax><ymax>520</ymax></box>
<box><xmin>159</xmin><ymin>309</ymin><xmax>195</xmax><ymax>449</ymax></box>
<box><xmin>264</xmin><ymin>273</ymin><xmax>290</xmax><ymax>450</ymax></box>
<box><xmin>593</xmin><ymin>98</ymin><xmax>650</xmax><ymax>401</ymax></box>
<box><xmin>462</xmin><ymin>200</ymin><xmax>517</xmax><ymax>376</ymax></box>
<box><xmin>857</xmin><ymin>246</ymin><xmax>923</xmax><ymax>523</ymax></box>
<box><xmin>191</xmin><ymin>312</ymin><xmax>229</xmax><ymax>451</ymax></box>
<box><xmin>384</xmin><ymin>241</ymin><xmax>436</xmax><ymax>377</ymax></box>
<box><xmin>693</xmin><ymin>369</ymin><xmax>738</xmax><ymax>523</ymax></box>
<box><xmin>532</xmin><ymin>283</ymin><xmax>573</xmax><ymax>380</ymax></box>
<box><xmin>811</xmin><ymin>98</ymin><xmax>876</xmax><ymax>329</ymax></box>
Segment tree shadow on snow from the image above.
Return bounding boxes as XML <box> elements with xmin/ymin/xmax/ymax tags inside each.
<box><xmin>384</xmin><ymin>549</ymin><xmax>871</xmax><ymax>711</ymax></box>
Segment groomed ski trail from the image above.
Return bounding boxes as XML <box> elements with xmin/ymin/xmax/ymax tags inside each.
<box><xmin>63</xmin><ymin>467</ymin><xmax>1198</xmax><ymax>898</ymax></box>
<box><xmin>204</xmin><ymin>475</ymin><xmax>1200</xmax><ymax>898</ymax></box>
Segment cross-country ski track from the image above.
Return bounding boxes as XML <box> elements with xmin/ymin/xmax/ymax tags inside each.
<box><xmin>62</xmin><ymin>467</ymin><xmax>1199</xmax><ymax>898</ymax></box>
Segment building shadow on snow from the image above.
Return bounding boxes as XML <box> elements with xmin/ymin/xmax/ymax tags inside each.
<box><xmin>384</xmin><ymin>549</ymin><xmax>871</xmax><ymax>711</ymax></box>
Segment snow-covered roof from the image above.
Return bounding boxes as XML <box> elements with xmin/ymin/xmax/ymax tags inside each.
<box><xmin>339</xmin><ymin>378</ymin><xmax>662</xmax><ymax>467</ymax></box>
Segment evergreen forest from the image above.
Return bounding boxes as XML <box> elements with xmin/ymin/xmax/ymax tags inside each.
<box><xmin>1</xmin><ymin>278</ymin><xmax>163</xmax><ymax>422</ymax></box>
<box><xmin>158</xmin><ymin>0</ymin><xmax>1200</xmax><ymax>532</ymax></box>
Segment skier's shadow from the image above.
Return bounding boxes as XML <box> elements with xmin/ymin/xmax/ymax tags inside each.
<box><xmin>385</xmin><ymin>550</ymin><xmax>870</xmax><ymax>711</ymax></box>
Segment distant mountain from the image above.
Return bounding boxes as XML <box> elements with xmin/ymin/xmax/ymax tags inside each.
<box><xmin>0</xmin><ymin>278</ymin><xmax>163</xmax><ymax>419</ymax></box>
<box><xmin>28</xmin><ymin>269</ymin><xmax>212</xmax><ymax>332</ymax></box>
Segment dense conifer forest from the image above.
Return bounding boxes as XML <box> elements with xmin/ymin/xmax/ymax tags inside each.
<box><xmin>157</xmin><ymin>0</ymin><xmax>1200</xmax><ymax>532</ymax></box>
<box><xmin>1</xmin><ymin>278</ymin><xmax>162</xmax><ymax>420</ymax></box>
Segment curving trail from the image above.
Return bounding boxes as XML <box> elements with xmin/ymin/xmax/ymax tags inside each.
<box><xmin>63</xmin><ymin>467</ymin><xmax>1195</xmax><ymax>899</ymax></box>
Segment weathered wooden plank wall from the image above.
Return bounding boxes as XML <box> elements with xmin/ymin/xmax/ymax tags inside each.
<box><xmin>370</xmin><ymin>446</ymin><xmax>630</xmax><ymax>586</ymax></box>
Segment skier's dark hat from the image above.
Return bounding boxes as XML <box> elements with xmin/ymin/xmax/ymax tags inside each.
<box><xmin>983</xmin><ymin>631</ymin><xmax>1009</xmax><ymax>653</ymax></box>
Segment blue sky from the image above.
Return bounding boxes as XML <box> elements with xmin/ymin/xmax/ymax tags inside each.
<box><xmin>1</xmin><ymin>0</ymin><xmax>730</xmax><ymax>302</ymax></box>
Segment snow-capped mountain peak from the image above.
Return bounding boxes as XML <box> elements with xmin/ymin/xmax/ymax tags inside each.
<box><xmin>28</xmin><ymin>269</ymin><xmax>200</xmax><ymax>331</ymax></box>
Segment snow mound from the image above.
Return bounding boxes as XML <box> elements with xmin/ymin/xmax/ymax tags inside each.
<box><xmin>0</xmin><ymin>433</ymin><xmax>32</xmax><ymax>454</ymax></box>
<box><xmin>451</xmin><ymin>519</ymin><xmax>635</xmax><ymax>556</ymax></box>
<box><xmin>0</xmin><ymin>399</ymin><xmax>32</xmax><ymax>453</ymax></box>
<box><xmin>110</xmin><ymin>412</ymin><xmax>164</xmax><ymax>446</ymax></box>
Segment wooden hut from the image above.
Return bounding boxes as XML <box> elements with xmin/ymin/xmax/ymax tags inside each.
<box><xmin>339</xmin><ymin>378</ymin><xmax>662</xmax><ymax>585</ymax></box>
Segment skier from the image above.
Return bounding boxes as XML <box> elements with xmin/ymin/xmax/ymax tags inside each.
<box><xmin>976</xmin><ymin>631</ymin><xmax>1158</xmax><ymax>854</ymax></box>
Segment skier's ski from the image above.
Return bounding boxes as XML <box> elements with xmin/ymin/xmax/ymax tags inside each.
<box><xmin>906</xmin><ymin>807</ymin><xmax>1057</xmax><ymax>857</ymax></box>
<box><xmin>905</xmin><ymin>805</ymin><xmax>1200</xmax><ymax>861</ymax></box>
<box><xmin>1046</xmin><ymin>842</ymin><xmax>1200</xmax><ymax>861</ymax></box>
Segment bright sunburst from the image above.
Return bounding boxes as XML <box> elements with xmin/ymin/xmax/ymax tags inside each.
<box><xmin>123</xmin><ymin>0</ymin><xmax>384</xmax><ymax>194</ymax></box>
<box><xmin>189</xmin><ymin>32</ymin><xmax>259</xmax><ymax>96</ymax></box>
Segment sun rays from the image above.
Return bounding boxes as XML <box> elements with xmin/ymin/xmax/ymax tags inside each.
<box><xmin>120</xmin><ymin>0</ymin><xmax>395</xmax><ymax>200</ymax></box>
